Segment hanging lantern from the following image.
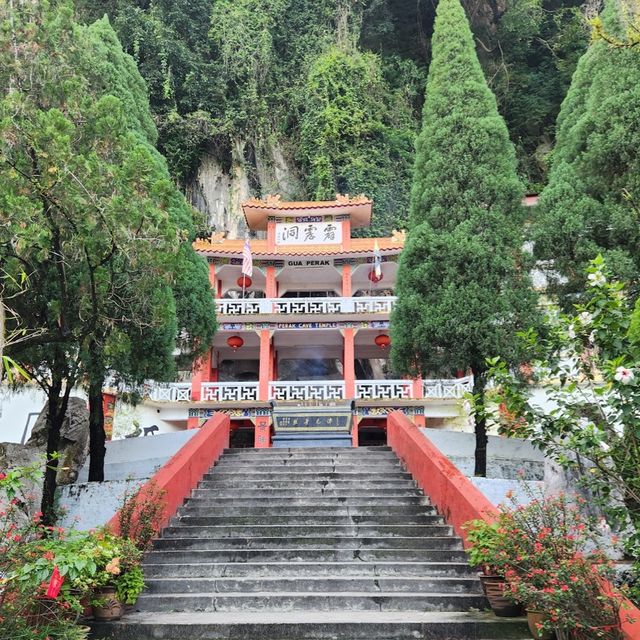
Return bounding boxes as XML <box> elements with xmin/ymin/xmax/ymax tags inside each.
<box><xmin>227</xmin><ymin>335</ymin><xmax>244</xmax><ymax>351</ymax></box>
<box><xmin>368</xmin><ymin>270</ymin><xmax>383</xmax><ymax>283</ymax></box>
<box><xmin>374</xmin><ymin>334</ymin><xmax>391</xmax><ymax>349</ymax></box>
<box><xmin>237</xmin><ymin>275</ymin><xmax>252</xmax><ymax>289</ymax></box>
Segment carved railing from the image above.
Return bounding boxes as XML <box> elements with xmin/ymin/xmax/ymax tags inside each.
<box><xmin>216</xmin><ymin>296</ymin><xmax>396</xmax><ymax>316</ymax></box>
<box><xmin>201</xmin><ymin>382</ymin><xmax>259</xmax><ymax>403</ymax></box>
<box><xmin>355</xmin><ymin>380</ymin><xmax>414</xmax><ymax>400</ymax></box>
<box><xmin>147</xmin><ymin>376</ymin><xmax>473</xmax><ymax>403</ymax></box>
<box><xmin>149</xmin><ymin>383</ymin><xmax>192</xmax><ymax>402</ymax></box>
<box><xmin>269</xmin><ymin>381</ymin><xmax>346</xmax><ymax>402</ymax></box>
<box><xmin>423</xmin><ymin>376</ymin><xmax>474</xmax><ymax>399</ymax></box>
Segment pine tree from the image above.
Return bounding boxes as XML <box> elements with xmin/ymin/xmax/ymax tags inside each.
<box><xmin>391</xmin><ymin>0</ymin><xmax>538</xmax><ymax>475</ymax></box>
<box><xmin>533</xmin><ymin>2</ymin><xmax>640</xmax><ymax>304</ymax></box>
<box><xmin>0</xmin><ymin>2</ymin><xmax>216</xmax><ymax>515</ymax></box>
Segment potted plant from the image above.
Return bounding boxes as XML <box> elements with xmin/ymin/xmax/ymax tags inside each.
<box><xmin>464</xmin><ymin>518</ymin><xmax>524</xmax><ymax>617</ymax></box>
<box><xmin>89</xmin><ymin>531</ymin><xmax>145</xmax><ymax>620</ymax></box>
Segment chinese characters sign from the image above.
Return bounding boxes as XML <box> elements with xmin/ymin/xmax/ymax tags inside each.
<box><xmin>275</xmin><ymin>221</ymin><xmax>342</xmax><ymax>245</ymax></box>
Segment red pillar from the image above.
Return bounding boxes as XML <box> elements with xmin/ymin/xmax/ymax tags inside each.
<box><xmin>265</xmin><ymin>266</ymin><xmax>277</xmax><ymax>298</ymax></box>
<box><xmin>258</xmin><ymin>330</ymin><xmax>272</xmax><ymax>402</ymax></box>
<box><xmin>412</xmin><ymin>377</ymin><xmax>426</xmax><ymax>427</ymax></box>
<box><xmin>351</xmin><ymin>415</ymin><xmax>359</xmax><ymax>447</ymax></box>
<box><xmin>343</xmin><ymin>328</ymin><xmax>355</xmax><ymax>399</ymax></box>
<box><xmin>342</xmin><ymin>265</ymin><xmax>352</xmax><ymax>297</ymax></box>
<box><xmin>187</xmin><ymin>349</ymin><xmax>211</xmax><ymax>429</ymax></box>
<box><xmin>254</xmin><ymin>416</ymin><xmax>271</xmax><ymax>448</ymax></box>
<box><xmin>208</xmin><ymin>262</ymin><xmax>216</xmax><ymax>289</ymax></box>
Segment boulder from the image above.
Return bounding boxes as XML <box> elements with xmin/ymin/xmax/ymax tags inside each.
<box><xmin>27</xmin><ymin>397</ymin><xmax>90</xmax><ymax>485</ymax></box>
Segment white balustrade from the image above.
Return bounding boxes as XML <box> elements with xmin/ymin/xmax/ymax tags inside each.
<box><xmin>355</xmin><ymin>380</ymin><xmax>413</xmax><ymax>400</ymax></box>
<box><xmin>423</xmin><ymin>375</ymin><xmax>474</xmax><ymax>399</ymax></box>
<box><xmin>200</xmin><ymin>382</ymin><xmax>259</xmax><ymax>403</ymax></box>
<box><xmin>215</xmin><ymin>296</ymin><xmax>396</xmax><ymax>316</ymax></box>
<box><xmin>149</xmin><ymin>383</ymin><xmax>192</xmax><ymax>402</ymax></box>
<box><xmin>269</xmin><ymin>381</ymin><xmax>346</xmax><ymax>402</ymax></box>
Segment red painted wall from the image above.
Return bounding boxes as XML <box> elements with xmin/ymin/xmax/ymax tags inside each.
<box><xmin>106</xmin><ymin>412</ymin><xmax>230</xmax><ymax>534</ymax></box>
<box><xmin>386</xmin><ymin>410</ymin><xmax>640</xmax><ymax>639</ymax></box>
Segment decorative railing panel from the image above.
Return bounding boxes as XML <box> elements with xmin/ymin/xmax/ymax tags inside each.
<box><xmin>215</xmin><ymin>296</ymin><xmax>396</xmax><ymax>316</ymax></box>
<box><xmin>269</xmin><ymin>381</ymin><xmax>346</xmax><ymax>402</ymax></box>
<box><xmin>423</xmin><ymin>376</ymin><xmax>473</xmax><ymax>399</ymax></box>
<box><xmin>149</xmin><ymin>384</ymin><xmax>192</xmax><ymax>402</ymax></box>
<box><xmin>355</xmin><ymin>380</ymin><xmax>413</xmax><ymax>400</ymax></box>
<box><xmin>201</xmin><ymin>382</ymin><xmax>259</xmax><ymax>403</ymax></box>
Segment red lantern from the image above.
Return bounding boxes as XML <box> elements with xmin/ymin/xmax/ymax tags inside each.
<box><xmin>226</xmin><ymin>335</ymin><xmax>244</xmax><ymax>351</ymax></box>
<box><xmin>374</xmin><ymin>334</ymin><xmax>391</xmax><ymax>349</ymax></box>
<box><xmin>368</xmin><ymin>270</ymin><xmax>383</xmax><ymax>283</ymax></box>
<box><xmin>237</xmin><ymin>275</ymin><xmax>252</xmax><ymax>288</ymax></box>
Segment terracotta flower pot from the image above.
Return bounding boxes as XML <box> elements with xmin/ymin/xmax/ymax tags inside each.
<box><xmin>91</xmin><ymin>586</ymin><xmax>125</xmax><ymax>621</ymax></box>
<box><xmin>526</xmin><ymin>610</ymin><xmax>555</xmax><ymax>640</ymax></box>
<box><xmin>479</xmin><ymin>574</ymin><xmax>524</xmax><ymax>617</ymax></box>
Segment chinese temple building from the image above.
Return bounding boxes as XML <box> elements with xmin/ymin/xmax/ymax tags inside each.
<box><xmin>147</xmin><ymin>195</ymin><xmax>473</xmax><ymax>447</ymax></box>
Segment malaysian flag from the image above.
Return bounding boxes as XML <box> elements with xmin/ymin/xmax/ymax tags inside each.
<box><xmin>242</xmin><ymin>238</ymin><xmax>253</xmax><ymax>277</ymax></box>
<box><xmin>373</xmin><ymin>240</ymin><xmax>382</xmax><ymax>280</ymax></box>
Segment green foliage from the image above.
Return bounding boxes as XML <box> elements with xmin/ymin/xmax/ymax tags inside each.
<box><xmin>533</xmin><ymin>2</ymin><xmax>640</xmax><ymax>303</ymax></box>
<box><xmin>391</xmin><ymin>0</ymin><xmax>539</xmax><ymax>377</ymax></box>
<box><xmin>76</xmin><ymin>0</ymin><xmax>585</xmax><ymax>210</ymax></box>
<box><xmin>485</xmin><ymin>0</ymin><xmax>587</xmax><ymax>187</ymax></box>
<box><xmin>115</xmin><ymin>564</ymin><xmax>145</xmax><ymax>605</ymax></box>
<box><xmin>299</xmin><ymin>46</ymin><xmax>415</xmax><ymax>235</ymax></box>
<box><xmin>488</xmin><ymin>257</ymin><xmax>640</xmax><ymax>570</ymax></box>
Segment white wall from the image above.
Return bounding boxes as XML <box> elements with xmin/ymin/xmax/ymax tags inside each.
<box><xmin>0</xmin><ymin>385</ymin><xmax>51</xmax><ymax>443</ymax></box>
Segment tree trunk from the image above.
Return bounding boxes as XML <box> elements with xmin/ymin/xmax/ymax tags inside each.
<box><xmin>40</xmin><ymin>383</ymin><xmax>70</xmax><ymax>527</ymax></box>
<box><xmin>88</xmin><ymin>369</ymin><xmax>106</xmax><ymax>482</ymax></box>
<box><xmin>473</xmin><ymin>368</ymin><xmax>488</xmax><ymax>477</ymax></box>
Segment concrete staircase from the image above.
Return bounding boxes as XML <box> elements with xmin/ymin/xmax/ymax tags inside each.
<box><xmin>92</xmin><ymin>446</ymin><xmax>528</xmax><ymax>639</ymax></box>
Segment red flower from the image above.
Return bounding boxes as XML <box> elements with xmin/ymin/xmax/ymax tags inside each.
<box><xmin>0</xmin><ymin>473</ymin><xmax>7</xmax><ymax>481</ymax></box>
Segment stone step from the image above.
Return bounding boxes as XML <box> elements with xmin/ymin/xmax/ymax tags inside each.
<box><xmin>178</xmin><ymin>504</ymin><xmax>437</xmax><ymax>518</ymax></box>
<box><xmin>153</xmin><ymin>536</ymin><xmax>463</xmax><ymax>551</ymax></box>
<box><xmin>183</xmin><ymin>496</ymin><xmax>430</xmax><ymax>508</ymax></box>
<box><xmin>198</xmin><ymin>474</ymin><xmax>416</xmax><ymax>490</ymax></box>
<box><xmin>212</xmin><ymin>463</ymin><xmax>404</xmax><ymax>473</ymax></box>
<box><xmin>143</xmin><ymin>575</ymin><xmax>482</xmax><ymax>595</ymax></box>
<box><xmin>134</xmin><ymin>591</ymin><xmax>487</xmax><ymax>612</ymax></box>
<box><xmin>222</xmin><ymin>446</ymin><xmax>393</xmax><ymax>454</ymax></box>
<box><xmin>141</xmin><ymin>561</ymin><xmax>477</xmax><ymax>579</ymax></box>
<box><xmin>161</xmin><ymin>524</ymin><xmax>453</xmax><ymax>538</ymax></box>
<box><xmin>203</xmin><ymin>471</ymin><xmax>414</xmax><ymax>480</ymax></box>
<box><xmin>190</xmin><ymin>488</ymin><xmax>424</xmax><ymax>498</ymax></box>
<box><xmin>173</xmin><ymin>514</ymin><xmax>444</xmax><ymax>526</ymax></box>
<box><xmin>143</xmin><ymin>548</ymin><xmax>470</xmax><ymax>564</ymax></box>
<box><xmin>91</xmin><ymin>610</ymin><xmax>529</xmax><ymax>640</ymax></box>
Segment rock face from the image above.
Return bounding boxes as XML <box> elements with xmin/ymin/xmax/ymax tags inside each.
<box><xmin>27</xmin><ymin>397</ymin><xmax>90</xmax><ymax>485</ymax></box>
<box><xmin>2</xmin><ymin>397</ymin><xmax>90</xmax><ymax>485</ymax></box>
<box><xmin>186</xmin><ymin>138</ymin><xmax>303</xmax><ymax>237</ymax></box>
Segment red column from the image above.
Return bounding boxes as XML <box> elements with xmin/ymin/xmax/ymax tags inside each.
<box><xmin>343</xmin><ymin>328</ymin><xmax>355</xmax><ymax>399</ymax></box>
<box><xmin>265</xmin><ymin>266</ymin><xmax>277</xmax><ymax>298</ymax></box>
<box><xmin>267</xmin><ymin>221</ymin><xmax>276</xmax><ymax>252</ymax></box>
<box><xmin>254</xmin><ymin>416</ymin><xmax>271</xmax><ymax>448</ymax></box>
<box><xmin>208</xmin><ymin>262</ymin><xmax>216</xmax><ymax>289</ymax></box>
<box><xmin>258</xmin><ymin>330</ymin><xmax>272</xmax><ymax>402</ymax></box>
<box><xmin>412</xmin><ymin>377</ymin><xmax>426</xmax><ymax>427</ymax></box>
<box><xmin>351</xmin><ymin>415</ymin><xmax>359</xmax><ymax>447</ymax></box>
<box><xmin>190</xmin><ymin>349</ymin><xmax>211</xmax><ymax>402</ymax></box>
<box><xmin>341</xmin><ymin>265</ymin><xmax>352</xmax><ymax>297</ymax></box>
<box><xmin>341</xmin><ymin>220</ymin><xmax>351</xmax><ymax>251</ymax></box>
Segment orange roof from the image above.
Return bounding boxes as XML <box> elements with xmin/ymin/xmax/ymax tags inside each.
<box><xmin>242</xmin><ymin>195</ymin><xmax>373</xmax><ymax>230</ymax></box>
<box><xmin>193</xmin><ymin>233</ymin><xmax>405</xmax><ymax>257</ymax></box>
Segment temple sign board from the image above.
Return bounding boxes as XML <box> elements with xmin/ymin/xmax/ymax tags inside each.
<box><xmin>276</xmin><ymin>221</ymin><xmax>342</xmax><ymax>245</ymax></box>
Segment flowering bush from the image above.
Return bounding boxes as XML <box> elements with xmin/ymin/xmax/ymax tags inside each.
<box><xmin>488</xmin><ymin>256</ymin><xmax>640</xmax><ymax>601</ymax></box>
<box><xmin>465</xmin><ymin>487</ymin><xmax>624</xmax><ymax>637</ymax></box>
<box><xmin>0</xmin><ymin>465</ymin><xmax>146</xmax><ymax>638</ymax></box>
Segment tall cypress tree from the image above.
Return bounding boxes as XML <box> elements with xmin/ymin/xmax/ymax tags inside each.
<box><xmin>391</xmin><ymin>0</ymin><xmax>538</xmax><ymax>475</ymax></box>
<box><xmin>532</xmin><ymin>2</ymin><xmax>640</xmax><ymax>304</ymax></box>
